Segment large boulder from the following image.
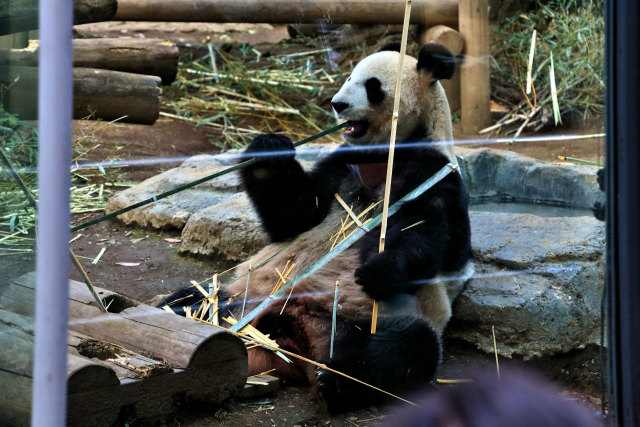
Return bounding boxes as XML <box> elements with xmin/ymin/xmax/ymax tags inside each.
<box><xmin>179</xmin><ymin>193</ymin><xmax>269</xmax><ymax>261</ymax></box>
<box><xmin>456</xmin><ymin>146</ymin><xmax>600</xmax><ymax>208</ymax></box>
<box><xmin>448</xmin><ymin>211</ymin><xmax>604</xmax><ymax>359</ymax></box>
<box><xmin>105</xmin><ymin>154</ymin><xmax>243</xmax><ymax>229</ymax></box>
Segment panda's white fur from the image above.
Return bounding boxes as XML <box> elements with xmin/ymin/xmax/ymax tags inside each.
<box><xmin>331</xmin><ymin>50</ymin><xmax>457</xmax><ymax>164</ymax></box>
<box><xmin>160</xmin><ymin>43</ymin><xmax>473</xmax><ymax>412</ymax></box>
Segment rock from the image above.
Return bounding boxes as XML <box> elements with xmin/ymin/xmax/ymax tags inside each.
<box><xmin>105</xmin><ymin>154</ymin><xmax>243</xmax><ymax>228</ymax></box>
<box><xmin>180</xmin><ymin>193</ymin><xmax>269</xmax><ymax>261</ymax></box>
<box><xmin>456</xmin><ymin>147</ymin><xmax>601</xmax><ymax>208</ymax></box>
<box><xmin>105</xmin><ymin>148</ymin><xmax>325</xmax><ymax>231</ymax></box>
<box><xmin>447</xmin><ymin>211</ymin><xmax>604</xmax><ymax>359</ymax></box>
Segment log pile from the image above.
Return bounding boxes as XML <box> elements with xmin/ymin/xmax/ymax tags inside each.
<box><xmin>1</xmin><ymin>0</ymin><xmax>180</xmax><ymax>124</ymax></box>
<box><xmin>0</xmin><ymin>38</ymin><xmax>178</xmax><ymax>124</ymax></box>
<box><xmin>0</xmin><ymin>272</ymin><xmax>248</xmax><ymax>426</ymax></box>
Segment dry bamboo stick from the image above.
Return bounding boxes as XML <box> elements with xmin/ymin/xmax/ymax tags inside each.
<box><xmin>372</xmin><ymin>0</ymin><xmax>413</xmax><ymax>335</ymax></box>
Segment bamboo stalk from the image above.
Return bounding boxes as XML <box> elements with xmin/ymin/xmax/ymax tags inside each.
<box><xmin>373</xmin><ymin>0</ymin><xmax>413</xmax><ymax>335</ymax></box>
<box><xmin>557</xmin><ymin>156</ymin><xmax>603</xmax><ymax>167</ymax></box>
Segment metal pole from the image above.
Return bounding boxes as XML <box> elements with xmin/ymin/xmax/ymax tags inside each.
<box><xmin>606</xmin><ymin>0</ymin><xmax>640</xmax><ymax>425</ymax></box>
<box><xmin>31</xmin><ymin>0</ymin><xmax>74</xmax><ymax>424</ymax></box>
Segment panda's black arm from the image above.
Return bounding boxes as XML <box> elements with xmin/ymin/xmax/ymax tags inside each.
<box><xmin>355</xmin><ymin>196</ymin><xmax>452</xmax><ymax>300</ymax></box>
<box><xmin>240</xmin><ymin>134</ymin><xmax>352</xmax><ymax>241</ymax></box>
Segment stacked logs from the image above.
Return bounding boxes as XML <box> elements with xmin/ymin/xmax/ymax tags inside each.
<box><xmin>0</xmin><ymin>0</ymin><xmax>178</xmax><ymax>124</ymax></box>
<box><xmin>0</xmin><ymin>272</ymin><xmax>248</xmax><ymax>426</ymax></box>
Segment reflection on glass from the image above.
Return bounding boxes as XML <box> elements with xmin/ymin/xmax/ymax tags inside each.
<box><xmin>2</xmin><ymin>0</ymin><xmax>609</xmax><ymax>424</ymax></box>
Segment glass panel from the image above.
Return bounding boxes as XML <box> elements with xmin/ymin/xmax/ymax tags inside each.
<box><xmin>59</xmin><ymin>1</ymin><xmax>608</xmax><ymax>424</ymax></box>
<box><xmin>0</xmin><ymin>9</ymin><xmax>39</xmax><ymax>425</ymax></box>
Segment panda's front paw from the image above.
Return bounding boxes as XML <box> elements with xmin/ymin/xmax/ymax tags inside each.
<box><xmin>243</xmin><ymin>133</ymin><xmax>296</xmax><ymax>164</ymax></box>
<box><xmin>355</xmin><ymin>253</ymin><xmax>406</xmax><ymax>300</ymax></box>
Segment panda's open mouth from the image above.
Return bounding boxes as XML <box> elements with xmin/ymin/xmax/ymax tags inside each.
<box><xmin>343</xmin><ymin>120</ymin><xmax>369</xmax><ymax>139</ymax></box>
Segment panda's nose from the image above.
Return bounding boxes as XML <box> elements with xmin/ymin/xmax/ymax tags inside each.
<box><xmin>331</xmin><ymin>101</ymin><xmax>349</xmax><ymax>114</ymax></box>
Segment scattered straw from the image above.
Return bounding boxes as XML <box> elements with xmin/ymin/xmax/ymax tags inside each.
<box><xmin>334</xmin><ymin>194</ymin><xmax>363</xmax><ymax>227</ymax></box>
<box><xmin>91</xmin><ymin>247</ymin><xmax>106</xmax><ymax>265</ymax></box>
<box><xmin>223</xmin><ymin>316</ymin><xmax>292</xmax><ymax>364</ymax></box>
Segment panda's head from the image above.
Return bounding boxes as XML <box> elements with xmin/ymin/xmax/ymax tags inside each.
<box><xmin>331</xmin><ymin>43</ymin><xmax>455</xmax><ymax>147</ymax></box>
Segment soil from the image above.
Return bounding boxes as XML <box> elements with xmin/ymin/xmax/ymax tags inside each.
<box><xmin>13</xmin><ymin>22</ymin><xmax>607</xmax><ymax>426</ymax></box>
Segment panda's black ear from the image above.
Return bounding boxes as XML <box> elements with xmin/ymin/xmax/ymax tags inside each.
<box><xmin>417</xmin><ymin>43</ymin><xmax>455</xmax><ymax>80</ymax></box>
<box><xmin>378</xmin><ymin>42</ymin><xmax>401</xmax><ymax>53</ymax></box>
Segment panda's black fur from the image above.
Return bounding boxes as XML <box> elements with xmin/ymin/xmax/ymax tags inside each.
<box><xmin>158</xmin><ymin>43</ymin><xmax>473</xmax><ymax>412</ymax></box>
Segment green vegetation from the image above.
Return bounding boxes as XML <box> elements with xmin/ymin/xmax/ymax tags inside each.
<box><xmin>490</xmin><ymin>0</ymin><xmax>604</xmax><ymax>132</ymax></box>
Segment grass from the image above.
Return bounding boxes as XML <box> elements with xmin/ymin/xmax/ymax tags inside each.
<box><xmin>0</xmin><ymin>108</ymin><xmax>127</xmax><ymax>257</ymax></box>
<box><xmin>489</xmin><ymin>0</ymin><xmax>604</xmax><ymax>133</ymax></box>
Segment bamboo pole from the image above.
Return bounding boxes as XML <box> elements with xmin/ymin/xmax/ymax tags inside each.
<box><xmin>371</xmin><ymin>0</ymin><xmax>412</xmax><ymax>335</ymax></box>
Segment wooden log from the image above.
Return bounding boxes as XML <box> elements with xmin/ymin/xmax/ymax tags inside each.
<box><xmin>459</xmin><ymin>0</ymin><xmax>491</xmax><ymax>133</ymax></box>
<box><xmin>0</xmin><ymin>307</ymin><xmax>122</xmax><ymax>427</ymax></box>
<box><xmin>0</xmin><ymin>0</ymin><xmax>117</xmax><ymax>37</ymax></box>
<box><xmin>74</xmin><ymin>68</ymin><xmax>162</xmax><ymax>124</ymax></box>
<box><xmin>420</xmin><ymin>24</ymin><xmax>464</xmax><ymax>112</ymax></box>
<box><xmin>0</xmin><ymin>39</ymin><xmax>179</xmax><ymax>85</ymax></box>
<box><xmin>0</xmin><ymin>66</ymin><xmax>162</xmax><ymax>124</ymax></box>
<box><xmin>1</xmin><ymin>274</ymin><xmax>249</xmax><ymax>426</ymax></box>
<box><xmin>115</xmin><ymin>0</ymin><xmax>459</xmax><ymax>27</ymax></box>
<box><xmin>421</xmin><ymin>24</ymin><xmax>464</xmax><ymax>55</ymax></box>
<box><xmin>73</xmin><ymin>39</ymin><xmax>179</xmax><ymax>85</ymax></box>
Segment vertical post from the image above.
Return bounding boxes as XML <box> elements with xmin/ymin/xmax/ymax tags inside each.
<box><xmin>606</xmin><ymin>0</ymin><xmax>640</xmax><ymax>425</ymax></box>
<box><xmin>458</xmin><ymin>0</ymin><xmax>491</xmax><ymax>134</ymax></box>
<box><xmin>31</xmin><ymin>0</ymin><xmax>73</xmax><ymax>425</ymax></box>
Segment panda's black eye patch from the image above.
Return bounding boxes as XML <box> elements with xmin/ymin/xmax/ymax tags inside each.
<box><xmin>365</xmin><ymin>77</ymin><xmax>385</xmax><ymax>105</ymax></box>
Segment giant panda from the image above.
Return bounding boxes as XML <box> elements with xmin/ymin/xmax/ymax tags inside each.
<box><xmin>160</xmin><ymin>43</ymin><xmax>473</xmax><ymax>412</ymax></box>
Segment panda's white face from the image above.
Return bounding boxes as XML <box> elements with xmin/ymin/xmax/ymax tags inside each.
<box><xmin>331</xmin><ymin>51</ymin><xmax>424</xmax><ymax>145</ymax></box>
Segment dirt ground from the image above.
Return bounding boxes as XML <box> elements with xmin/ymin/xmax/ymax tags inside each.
<box><xmin>56</xmin><ymin>22</ymin><xmax>608</xmax><ymax>425</ymax></box>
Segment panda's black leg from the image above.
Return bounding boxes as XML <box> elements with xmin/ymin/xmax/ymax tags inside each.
<box><xmin>317</xmin><ymin>312</ymin><xmax>442</xmax><ymax>413</ymax></box>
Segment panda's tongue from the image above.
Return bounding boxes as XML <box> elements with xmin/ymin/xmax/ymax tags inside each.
<box><xmin>344</xmin><ymin>120</ymin><xmax>366</xmax><ymax>136</ymax></box>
